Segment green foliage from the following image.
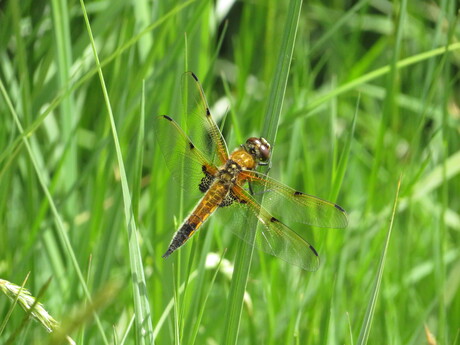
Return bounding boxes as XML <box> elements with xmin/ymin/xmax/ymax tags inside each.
<box><xmin>0</xmin><ymin>0</ymin><xmax>459</xmax><ymax>344</ymax></box>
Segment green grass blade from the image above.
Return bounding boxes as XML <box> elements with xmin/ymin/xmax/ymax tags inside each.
<box><xmin>223</xmin><ymin>0</ymin><xmax>303</xmax><ymax>344</ymax></box>
<box><xmin>133</xmin><ymin>81</ymin><xmax>146</xmax><ymax>219</ymax></box>
<box><xmin>305</xmin><ymin>41</ymin><xmax>460</xmax><ymax>112</ymax></box>
<box><xmin>0</xmin><ymin>65</ymin><xmax>110</xmax><ymax>345</ymax></box>
<box><xmin>309</xmin><ymin>0</ymin><xmax>370</xmax><ymax>57</ymax></box>
<box><xmin>357</xmin><ymin>178</ymin><xmax>401</xmax><ymax>345</ymax></box>
<box><xmin>330</xmin><ymin>96</ymin><xmax>359</xmax><ymax>201</ymax></box>
<box><xmin>367</xmin><ymin>0</ymin><xmax>407</xmax><ymax>213</ymax></box>
<box><xmin>188</xmin><ymin>253</ymin><xmax>227</xmax><ymax>345</ymax></box>
<box><xmin>50</xmin><ymin>0</ymin><xmax>78</xmax><ymax>215</ymax></box>
<box><xmin>0</xmin><ymin>0</ymin><xmax>196</xmax><ymax>169</ymax></box>
<box><xmin>79</xmin><ymin>1</ymin><xmax>154</xmax><ymax>343</ymax></box>
<box><xmin>262</xmin><ymin>0</ymin><xmax>303</xmax><ymax>144</ymax></box>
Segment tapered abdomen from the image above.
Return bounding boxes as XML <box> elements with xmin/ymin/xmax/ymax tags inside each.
<box><xmin>162</xmin><ymin>182</ymin><xmax>228</xmax><ymax>258</ymax></box>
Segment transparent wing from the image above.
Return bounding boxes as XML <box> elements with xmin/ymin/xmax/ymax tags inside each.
<box><xmin>239</xmin><ymin>170</ymin><xmax>348</xmax><ymax>228</ymax></box>
<box><xmin>182</xmin><ymin>72</ymin><xmax>229</xmax><ymax>166</ymax></box>
<box><xmin>153</xmin><ymin>115</ymin><xmax>218</xmax><ymax>194</ymax></box>
<box><xmin>218</xmin><ymin>184</ymin><xmax>320</xmax><ymax>271</ymax></box>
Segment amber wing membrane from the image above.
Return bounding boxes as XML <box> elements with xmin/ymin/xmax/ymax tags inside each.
<box><xmin>153</xmin><ymin>115</ymin><xmax>218</xmax><ymax>195</ymax></box>
<box><xmin>182</xmin><ymin>72</ymin><xmax>229</xmax><ymax>167</ymax></box>
<box><xmin>218</xmin><ymin>184</ymin><xmax>321</xmax><ymax>271</ymax></box>
<box><xmin>239</xmin><ymin>170</ymin><xmax>348</xmax><ymax>229</ymax></box>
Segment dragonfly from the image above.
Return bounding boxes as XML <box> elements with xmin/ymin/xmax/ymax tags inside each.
<box><xmin>153</xmin><ymin>72</ymin><xmax>348</xmax><ymax>271</ymax></box>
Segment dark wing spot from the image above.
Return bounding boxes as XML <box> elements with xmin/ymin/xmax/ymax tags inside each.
<box><xmin>309</xmin><ymin>245</ymin><xmax>319</xmax><ymax>257</ymax></box>
<box><xmin>219</xmin><ymin>195</ymin><xmax>234</xmax><ymax>207</ymax></box>
<box><xmin>206</xmin><ymin>108</ymin><xmax>211</xmax><ymax>116</ymax></box>
<box><xmin>163</xmin><ymin>115</ymin><xmax>173</xmax><ymax>121</ymax></box>
<box><xmin>334</xmin><ymin>204</ymin><xmax>345</xmax><ymax>212</ymax></box>
<box><xmin>189</xmin><ymin>142</ymin><xmax>195</xmax><ymax>149</ymax></box>
<box><xmin>191</xmin><ymin>72</ymin><xmax>199</xmax><ymax>82</ymax></box>
<box><xmin>202</xmin><ymin>165</ymin><xmax>208</xmax><ymax>173</ymax></box>
<box><xmin>199</xmin><ymin>174</ymin><xmax>214</xmax><ymax>193</ymax></box>
<box><xmin>239</xmin><ymin>199</ymin><xmax>247</xmax><ymax>204</ymax></box>
<box><xmin>294</xmin><ymin>191</ymin><xmax>303</xmax><ymax>196</ymax></box>
<box><xmin>270</xmin><ymin>217</ymin><xmax>279</xmax><ymax>223</ymax></box>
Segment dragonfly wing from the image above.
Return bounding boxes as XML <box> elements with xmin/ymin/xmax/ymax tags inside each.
<box><xmin>153</xmin><ymin>115</ymin><xmax>218</xmax><ymax>194</ymax></box>
<box><xmin>182</xmin><ymin>72</ymin><xmax>229</xmax><ymax>166</ymax></box>
<box><xmin>218</xmin><ymin>184</ymin><xmax>320</xmax><ymax>271</ymax></box>
<box><xmin>239</xmin><ymin>170</ymin><xmax>348</xmax><ymax>228</ymax></box>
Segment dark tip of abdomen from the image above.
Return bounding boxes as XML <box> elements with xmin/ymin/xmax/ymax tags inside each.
<box><xmin>162</xmin><ymin>249</ymin><xmax>173</xmax><ymax>259</ymax></box>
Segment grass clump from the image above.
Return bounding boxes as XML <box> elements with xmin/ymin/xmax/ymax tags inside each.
<box><xmin>0</xmin><ymin>0</ymin><xmax>459</xmax><ymax>344</ymax></box>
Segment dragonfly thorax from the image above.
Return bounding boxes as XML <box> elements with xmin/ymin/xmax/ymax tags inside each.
<box><xmin>217</xmin><ymin>159</ymin><xmax>242</xmax><ymax>185</ymax></box>
<box><xmin>229</xmin><ymin>147</ymin><xmax>258</xmax><ymax>171</ymax></box>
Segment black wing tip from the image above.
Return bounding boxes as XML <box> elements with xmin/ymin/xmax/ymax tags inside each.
<box><xmin>162</xmin><ymin>249</ymin><xmax>172</xmax><ymax>259</ymax></box>
<box><xmin>306</xmin><ymin>245</ymin><xmax>320</xmax><ymax>272</ymax></box>
<box><xmin>334</xmin><ymin>203</ymin><xmax>346</xmax><ymax>213</ymax></box>
<box><xmin>334</xmin><ymin>204</ymin><xmax>349</xmax><ymax>227</ymax></box>
<box><xmin>309</xmin><ymin>244</ymin><xmax>319</xmax><ymax>257</ymax></box>
<box><xmin>190</xmin><ymin>72</ymin><xmax>199</xmax><ymax>81</ymax></box>
<box><xmin>294</xmin><ymin>190</ymin><xmax>303</xmax><ymax>196</ymax></box>
<box><xmin>162</xmin><ymin>115</ymin><xmax>173</xmax><ymax>121</ymax></box>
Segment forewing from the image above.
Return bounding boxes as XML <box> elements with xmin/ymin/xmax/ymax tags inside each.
<box><xmin>218</xmin><ymin>184</ymin><xmax>320</xmax><ymax>271</ymax></box>
<box><xmin>153</xmin><ymin>115</ymin><xmax>218</xmax><ymax>194</ymax></box>
<box><xmin>240</xmin><ymin>170</ymin><xmax>348</xmax><ymax>228</ymax></box>
<box><xmin>182</xmin><ymin>72</ymin><xmax>229</xmax><ymax>166</ymax></box>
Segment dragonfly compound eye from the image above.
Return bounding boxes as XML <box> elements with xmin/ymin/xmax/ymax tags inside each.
<box><xmin>258</xmin><ymin>137</ymin><xmax>271</xmax><ymax>162</ymax></box>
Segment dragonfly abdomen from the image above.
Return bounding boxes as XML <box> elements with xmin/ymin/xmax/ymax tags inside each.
<box><xmin>162</xmin><ymin>182</ymin><xmax>228</xmax><ymax>258</ymax></box>
<box><xmin>162</xmin><ymin>222</ymin><xmax>195</xmax><ymax>258</ymax></box>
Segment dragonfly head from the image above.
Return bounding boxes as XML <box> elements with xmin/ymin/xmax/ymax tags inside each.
<box><xmin>244</xmin><ymin>137</ymin><xmax>271</xmax><ymax>164</ymax></box>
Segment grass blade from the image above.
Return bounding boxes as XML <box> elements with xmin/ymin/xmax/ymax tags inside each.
<box><xmin>223</xmin><ymin>0</ymin><xmax>303</xmax><ymax>344</ymax></box>
<box><xmin>305</xmin><ymin>41</ymin><xmax>460</xmax><ymax>113</ymax></box>
<box><xmin>0</xmin><ymin>60</ymin><xmax>110</xmax><ymax>345</ymax></box>
<box><xmin>330</xmin><ymin>95</ymin><xmax>359</xmax><ymax>201</ymax></box>
<box><xmin>367</xmin><ymin>0</ymin><xmax>407</xmax><ymax>213</ymax></box>
<box><xmin>50</xmin><ymin>0</ymin><xmax>78</xmax><ymax>215</ymax></box>
<box><xmin>357</xmin><ymin>177</ymin><xmax>401</xmax><ymax>345</ymax></box>
<box><xmin>79</xmin><ymin>1</ymin><xmax>154</xmax><ymax>343</ymax></box>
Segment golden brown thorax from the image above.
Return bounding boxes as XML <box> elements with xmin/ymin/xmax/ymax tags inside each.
<box><xmin>229</xmin><ymin>148</ymin><xmax>257</xmax><ymax>170</ymax></box>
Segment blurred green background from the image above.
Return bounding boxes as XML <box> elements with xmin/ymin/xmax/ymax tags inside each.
<box><xmin>1</xmin><ymin>0</ymin><xmax>459</xmax><ymax>344</ymax></box>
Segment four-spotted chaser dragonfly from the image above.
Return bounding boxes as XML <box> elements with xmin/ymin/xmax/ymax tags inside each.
<box><xmin>154</xmin><ymin>72</ymin><xmax>348</xmax><ymax>271</ymax></box>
